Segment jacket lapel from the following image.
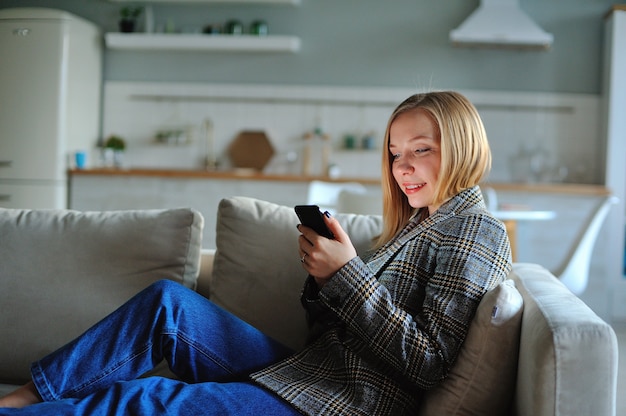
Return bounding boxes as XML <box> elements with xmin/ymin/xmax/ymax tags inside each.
<box><xmin>365</xmin><ymin>186</ymin><xmax>483</xmax><ymax>277</ymax></box>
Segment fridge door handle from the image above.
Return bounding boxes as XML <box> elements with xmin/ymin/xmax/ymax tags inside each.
<box><xmin>0</xmin><ymin>194</ymin><xmax>10</xmax><ymax>202</ymax></box>
<box><xmin>0</xmin><ymin>160</ymin><xmax>13</xmax><ymax>168</ymax></box>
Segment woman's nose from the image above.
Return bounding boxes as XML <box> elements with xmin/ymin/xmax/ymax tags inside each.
<box><xmin>397</xmin><ymin>158</ymin><xmax>414</xmax><ymax>173</ymax></box>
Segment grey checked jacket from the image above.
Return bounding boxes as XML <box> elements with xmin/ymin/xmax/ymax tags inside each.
<box><xmin>252</xmin><ymin>186</ymin><xmax>512</xmax><ymax>415</ymax></box>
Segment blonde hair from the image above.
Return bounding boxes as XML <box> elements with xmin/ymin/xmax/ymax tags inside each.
<box><xmin>376</xmin><ymin>91</ymin><xmax>491</xmax><ymax>248</ymax></box>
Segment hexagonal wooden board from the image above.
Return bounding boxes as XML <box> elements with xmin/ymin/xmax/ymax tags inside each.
<box><xmin>228</xmin><ymin>131</ymin><xmax>276</xmax><ymax>171</ymax></box>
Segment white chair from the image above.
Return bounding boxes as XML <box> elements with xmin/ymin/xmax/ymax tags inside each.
<box><xmin>555</xmin><ymin>195</ymin><xmax>618</xmax><ymax>295</ymax></box>
<box><xmin>480</xmin><ymin>186</ymin><xmax>499</xmax><ymax>211</ymax></box>
<box><xmin>336</xmin><ymin>189</ymin><xmax>383</xmax><ymax>215</ymax></box>
<box><xmin>306</xmin><ymin>180</ymin><xmax>367</xmax><ymax>214</ymax></box>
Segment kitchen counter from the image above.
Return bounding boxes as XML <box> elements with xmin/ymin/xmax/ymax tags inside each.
<box><xmin>68</xmin><ymin>168</ymin><xmax>611</xmax><ymax>196</ymax></box>
<box><xmin>69</xmin><ymin>166</ymin><xmax>614</xmax><ymax>278</ymax></box>
<box><xmin>69</xmin><ymin>167</ymin><xmax>381</xmax><ymax>185</ymax></box>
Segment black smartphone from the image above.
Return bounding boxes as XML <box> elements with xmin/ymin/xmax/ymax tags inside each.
<box><xmin>294</xmin><ymin>205</ymin><xmax>334</xmax><ymax>239</ymax></box>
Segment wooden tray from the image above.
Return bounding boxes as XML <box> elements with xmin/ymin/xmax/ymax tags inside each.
<box><xmin>228</xmin><ymin>130</ymin><xmax>275</xmax><ymax>171</ymax></box>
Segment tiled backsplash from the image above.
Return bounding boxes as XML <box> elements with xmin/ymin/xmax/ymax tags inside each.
<box><xmin>102</xmin><ymin>82</ymin><xmax>601</xmax><ymax>184</ymax></box>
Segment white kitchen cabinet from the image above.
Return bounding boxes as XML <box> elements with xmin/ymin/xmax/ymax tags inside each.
<box><xmin>602</xmin><ymin>6</ymin><xmax>626</xmax><ymax>321</ymax></box>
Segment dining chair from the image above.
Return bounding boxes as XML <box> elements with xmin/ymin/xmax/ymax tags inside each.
<box><xmin>480</xmin><ymin>186</ymin><xmax>499</xmax><ymax>211</ymax></box>
<box><xmin>306</xmin><ymin>180</ymin><xmax>367</xmax><ymax>214</ymax></box>
<box><xmin>555</xmin><ymin>195</ymin><xmax>618</xmax><ymax>295</ymax></box>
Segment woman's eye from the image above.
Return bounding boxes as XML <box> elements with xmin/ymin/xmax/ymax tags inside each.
<box><xmin>390</xmin><ymin>147</ymin><xmax>431</xmax><ymax>161</ymax></box>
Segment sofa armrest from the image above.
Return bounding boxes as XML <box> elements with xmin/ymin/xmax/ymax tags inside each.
<box><xmin>197</xmin><ymin>248</ymin><xmax>216</xmax><ymax>299</ymax></box>
<box><xmin>510</xmin><ymin>263</ymin><xmax>618</xmax><ymax>416</ymax></box>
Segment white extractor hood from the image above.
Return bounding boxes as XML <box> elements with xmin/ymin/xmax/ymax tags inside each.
<box><xmin>449</xmin><ymin>0</ymin><xmax>553</xmax><ymax>50</ymax></box>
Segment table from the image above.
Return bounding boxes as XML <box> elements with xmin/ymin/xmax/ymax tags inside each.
<box><xmin>493</xmin><ymin>210</ymin><xmax>557</xmax><ymax>261</ymax></box>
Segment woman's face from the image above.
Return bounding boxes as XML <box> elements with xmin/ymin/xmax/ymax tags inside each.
<box><xmin>389</xmin><ymin>108</ymin><xmax>442</xmax><ymax>215</ymax></box>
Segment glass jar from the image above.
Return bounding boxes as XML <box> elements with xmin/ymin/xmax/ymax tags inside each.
<box><xmin>225</xmin><ymin>19</ymin><xmax>243</xmax><ymax>35</ymax></box>
<box><xmin>250</xmin><ymin>20</ymin><xmax>268</xmax><ymax>36</ymax></box>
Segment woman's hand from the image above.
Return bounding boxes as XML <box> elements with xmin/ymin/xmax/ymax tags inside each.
<box><xmin>298</xmin><ymin>212</ymin><xmax>357</xmax><ymax>288</ymax></box>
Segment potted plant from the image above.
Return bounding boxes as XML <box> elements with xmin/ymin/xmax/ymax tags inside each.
<box><xmin>104</xmin><ymin>135</ymin><xmax>127</xmax><ymax>168</ymax></box>
<box><xmin>119</xmin><ymin>6</ymin><xmax>142</xmax><ymax>33</ymax></box>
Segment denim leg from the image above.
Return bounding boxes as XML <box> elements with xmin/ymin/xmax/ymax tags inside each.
<box><xmin>30</xmin><ymin>280</ymin><xmax>293</xmax><ymax>402</ymax></box>
<box><xmin>0</xmin><ymin>378</ymin><xmax>301</xmax><ymax>416</ymax></box>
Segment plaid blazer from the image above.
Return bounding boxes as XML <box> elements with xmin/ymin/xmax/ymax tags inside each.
<box><xmin>252</xmin><ymin>186</ymin><xmax>512</xmax><ymax>415</ymax></box>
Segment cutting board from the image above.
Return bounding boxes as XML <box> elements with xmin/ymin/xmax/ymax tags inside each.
<box><xmin>228</xmin><ymin>130</ymin><xmax>275</xmax><ymax>170</ymax></box>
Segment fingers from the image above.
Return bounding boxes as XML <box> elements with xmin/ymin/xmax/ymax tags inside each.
<box><xmin>323</xmin><ymin>212</ymin><xmax>349</xmax><ymax>243</ymax></box>
<box><xmin>297</xmin><ymin>229</ymin><xmax>316</xmax><ymax>251</ymax></box>
<box><xmin>297</xmin><ymin>213</ymin><xmax>357</xmax><ymax>280</ymax></box>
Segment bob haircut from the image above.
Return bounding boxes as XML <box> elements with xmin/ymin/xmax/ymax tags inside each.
<box><xmin>376</xmin><ymin>91</ymin><xmax>491</xmax><ymax>247</ymax></box>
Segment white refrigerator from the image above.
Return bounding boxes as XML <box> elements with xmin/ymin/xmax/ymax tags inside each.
<box><xmin>0</xmin><ymin>8</ymin><xmax>101</xmax><ymax>209</ymax></box>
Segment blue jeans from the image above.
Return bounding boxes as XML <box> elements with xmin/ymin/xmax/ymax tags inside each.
<box><xmin>1</xmin><ymin>280</ymin><xmax>299</xmax><ymax>415</ymax></box>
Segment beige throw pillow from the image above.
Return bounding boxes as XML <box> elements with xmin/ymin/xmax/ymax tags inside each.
<box><xmin>419</xmin><ymin>279</ymin><xmax>523</xmax><ymax>415</ymax></box>
<box><xmin>0</xmin><ymin>207</ymin><xmax>204</xmax><ymax>383</ymax></box>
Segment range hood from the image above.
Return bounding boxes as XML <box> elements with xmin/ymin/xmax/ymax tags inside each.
<box><xmin>449</xmin><ymin>0</ymin><xmax>553</xmax><ymax>50</ymax></box>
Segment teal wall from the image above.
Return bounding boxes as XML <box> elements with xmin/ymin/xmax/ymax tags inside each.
<box><xmin>0</xmin><ymin>0</ymin><xmax>616</xmax><ymax>93</ymax></box>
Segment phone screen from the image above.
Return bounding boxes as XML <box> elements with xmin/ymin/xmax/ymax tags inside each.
<box><xmin>294</xmin><ymin>205</ymin><xmax>334</xmax><ymax>239</ymax></box>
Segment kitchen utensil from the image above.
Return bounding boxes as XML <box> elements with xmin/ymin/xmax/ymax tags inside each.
<box><xmin>228</xmin><ymin>131</ymin><xmax>275</xmax><ymax>171</ymax></box>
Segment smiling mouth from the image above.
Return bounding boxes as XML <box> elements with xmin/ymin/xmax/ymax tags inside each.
<box><xmin>405</xmin><ymin>183</ymin><xmax>425</xmax><ymax>192</ymax></box>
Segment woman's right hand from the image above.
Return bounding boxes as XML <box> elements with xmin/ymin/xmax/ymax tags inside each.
<box><xmin>298</xmin><ymin>213</ymin><xmax>357</xmax><ymax>288</ymax></box>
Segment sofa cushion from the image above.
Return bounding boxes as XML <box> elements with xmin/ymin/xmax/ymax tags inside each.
<box><xmin>0</xmin><ymin>207</ymin><xmax>203</xmax><ymax>384</ymax></box>
<box><xmin>210</xmin><ymin>196</ymin><xmax>382</xmax><ymax>350</ymax></box>
<box><xmin>419</xmin><ymin>278</ymin><xmax>523</xmax><ymax>416</ymax></box>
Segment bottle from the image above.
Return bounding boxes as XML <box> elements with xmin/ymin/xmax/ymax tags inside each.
<box><xmin>250</xmin><ymin>20</ymin><xmax>268</xmax><ymax>36</ymax></box>
<box><xmin>301</xmin><ymin>132</ymin><xmax>312</xmax><ymax>176</ymax></box>
<box><xmin>321</xmin><ymin>133</ymin><xmax>330</xmax><ymax>176</ymax></box>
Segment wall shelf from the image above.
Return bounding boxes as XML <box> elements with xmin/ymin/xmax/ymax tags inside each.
<box><xmin>108</xmin><ymin>0</ymin><xmax>300</xmax><ymax>4</ymax></box>
<box><xmin>105</xmin><ymin>33</ymin><xmax>301</xmax><ymax>53</ymax></box>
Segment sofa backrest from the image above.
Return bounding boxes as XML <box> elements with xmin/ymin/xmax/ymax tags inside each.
<box><xmin>0</xmin><ymin>207</ymin><xmax>203</xmax><ymax>384</ymax></box>
<box><xmin>210</xmin><ymin>196</ymin><xmax>382</xmax><ymax>351</ymax></box>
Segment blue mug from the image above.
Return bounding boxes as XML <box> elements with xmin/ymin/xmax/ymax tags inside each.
<box><xmin>75</xmin><ymin>151</ymin><xmax>87</xmax><ymax>169</ymax></box>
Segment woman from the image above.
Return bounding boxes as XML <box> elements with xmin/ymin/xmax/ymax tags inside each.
<box><xmin>0</xmin><ymin>91</ymin><xmax>511</xmax><ymax>415</ymax></box>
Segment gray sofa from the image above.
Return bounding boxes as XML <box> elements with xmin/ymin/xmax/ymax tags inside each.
<box><xmin>0</xmin><ymin>197</ymin><xmax>619</xmax><ymax>415</ymax></box>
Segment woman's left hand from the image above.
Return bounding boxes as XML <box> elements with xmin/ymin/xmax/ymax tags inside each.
<box><xmin>298</xmin><ymin>212</ymin><xmax>357</xmax><ymax>287</ymax></box>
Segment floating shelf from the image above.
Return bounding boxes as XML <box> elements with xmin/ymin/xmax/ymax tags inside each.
<box><xmin>108</xmin><ymin>0</ymin><xmax>300</xmax><ymax>4</ymax></box>
<box><xmin>105</xmin><ymin>33</ymin><xmax>301</xmax><ymax>53</ymax></box>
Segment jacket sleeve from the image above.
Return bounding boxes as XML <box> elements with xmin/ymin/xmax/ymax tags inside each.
<box><xmin>300</xmin><ymin>274</ymin><xmax>345</xmax><ymax>344</ymax></box>
<box><xmin>314</xmin><ymin>213</ymin><xmax>512</xmax><ymax>389</ymax></box>
<box><xmin>300</xmin><ymin>275</ymin><xmax>331</xmax><ymax>325</ymax></box>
